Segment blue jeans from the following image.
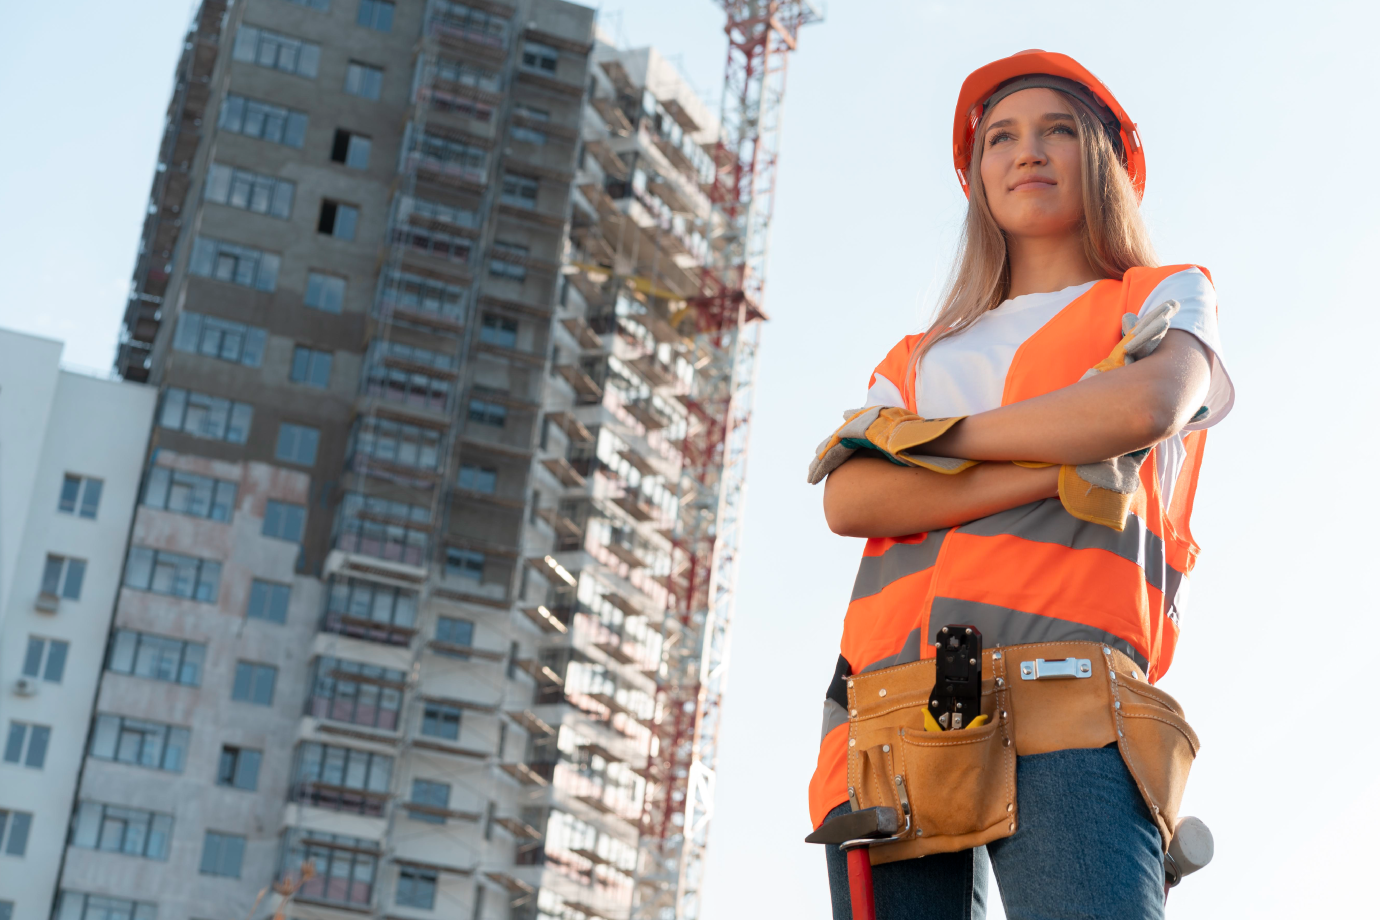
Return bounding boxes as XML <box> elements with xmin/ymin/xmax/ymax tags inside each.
<box><xmin>824</xmin><ymin>747</ymin><xmax>1164</xmax><ymax>920</ymax></box>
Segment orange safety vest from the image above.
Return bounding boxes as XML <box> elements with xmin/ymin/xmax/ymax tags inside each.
<box><xmin>808</xmin><ymin>264</ymin><xmax>1213</xmax><ymax>829</ymax></box>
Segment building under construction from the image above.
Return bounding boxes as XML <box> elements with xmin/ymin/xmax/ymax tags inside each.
<box><xmin>54</xmin><ymin>1</ymin><xmax>815</xmax><ymax>918</ymax></box>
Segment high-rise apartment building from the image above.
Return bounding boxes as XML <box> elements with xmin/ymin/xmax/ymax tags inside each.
<box><xmin>67</xmin><ymin>1</ymin><xmax>734</xmax><ymax>918</ymax></box>
<box><xmin>0</xmin><ymin>330</ymin><xmax>157</xmax><ymax>920</ymax></box>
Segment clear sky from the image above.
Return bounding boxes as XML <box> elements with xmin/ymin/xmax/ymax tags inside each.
<box><xmin>3</xmin><ymin>1</ymin><xmax>1377</xmax><ymax>917</ymax></box>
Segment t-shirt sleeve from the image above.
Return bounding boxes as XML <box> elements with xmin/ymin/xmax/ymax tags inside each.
<box><xmin>1139</xmin><ymin>267</ymin><xmax>1234</xmax><ymax>430</ymax></box>
<box><xmin>861</xmin><ymin>333</ymin><xmax>922</xmax><ymax>410</ymax></box>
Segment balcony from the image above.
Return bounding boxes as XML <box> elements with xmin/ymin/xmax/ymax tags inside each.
<box><xmin>290</xmin><ymin>781</ymin><xmax>389</xmax><ymax>817</ymax></box>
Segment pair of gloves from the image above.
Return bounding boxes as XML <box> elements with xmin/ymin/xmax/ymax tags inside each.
<box><xmin>807</xmin><ymin>301</ymin><xmax>1186</xmax><ymax>531</ymax></box>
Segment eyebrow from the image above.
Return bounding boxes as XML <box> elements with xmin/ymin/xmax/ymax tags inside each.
<box><xmin>985</xmin><ymin>112</ymin><xmax>1077</xmax><ymax>132</ymax></box>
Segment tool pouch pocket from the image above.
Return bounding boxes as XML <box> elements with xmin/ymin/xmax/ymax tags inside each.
<box><xmin>1114</xmin><ymin>673</ymin><xmax>1200</xmax><ymax>847</ymax></box>
<box><xmin>847</xmin><ymin>660</ymin><xmax>1017</xmax><ymax>865</ymax></box>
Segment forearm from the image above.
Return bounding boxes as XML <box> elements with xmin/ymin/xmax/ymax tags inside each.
<box><xmin>924</xmin><ymin>331</ymin><xmax>1211</xmax><ymax>465</ymax></box>
<box><xmin>824</xmin><ymin>455</ymin><xmax>1060</xmax><ymax>538</ymax></box>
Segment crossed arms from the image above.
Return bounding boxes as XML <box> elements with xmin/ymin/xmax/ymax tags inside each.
<box><xmin>823</xmin><ymin>331</ymin><xmax>1212</xmax><ymax>538</ymax></box>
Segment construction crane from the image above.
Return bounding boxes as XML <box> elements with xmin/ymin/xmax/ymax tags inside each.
<box><xmin>632</xmin><ymin>3</ymin><xmax>822</xmax><ymax>919</ymax></box>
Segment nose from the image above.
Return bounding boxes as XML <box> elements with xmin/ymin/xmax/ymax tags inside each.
<box><xmin>1013</xmin><ymin>133</ymin><xmax>1048</xmax><ymax>169</ymax></box>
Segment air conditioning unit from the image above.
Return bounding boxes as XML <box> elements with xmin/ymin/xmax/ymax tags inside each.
<box><xmin>13</xmin><ymin>678</ymin><xmax>38</xmax><ymax>697</ymax></box>
<box><xmin>34</xmin><ymin>592</ymin><xmax>60</xmax><ymax>613</ymax></box>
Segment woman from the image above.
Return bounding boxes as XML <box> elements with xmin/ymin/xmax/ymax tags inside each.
<box><xmin>808</xmin><ymin>51</ymin><xmax>1233</xmax><ymax>919</ymax></box>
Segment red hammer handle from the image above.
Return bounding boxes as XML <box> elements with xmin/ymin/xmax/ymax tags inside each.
<box><xmin>847</xmin><ymin>847</ymin><xmax>877</xmax><ymax>920</ymax></box>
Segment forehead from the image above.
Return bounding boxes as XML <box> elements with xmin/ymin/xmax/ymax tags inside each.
<box><xmin>986</xmin><ymin>86</ymin><xmax>1071</xmax><ymax>123</ymax></box>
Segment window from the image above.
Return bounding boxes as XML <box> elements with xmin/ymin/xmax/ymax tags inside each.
<box><xmin>4</xmin><ymin>722</ymin><xmax>50</xmax><ymax>768</ymax></box>
<box><xmin>218</xmin><ymin>745</ymin><xmax>262</xmax><ymax>790</ymax></box>
<box><xmin>282</xmin><ymin>0</ymin><xmax>330</xmax><ymax>9</ymax></box>
<box><xmin>204</xmin><ymin>163</ymin><xmax>294</xmax><ymax>218</ymax></box>
<box><xmin>322</xmin><ymin>578</ymin><xmax>417</xmax><ymax>645</ymax></box>
<box><xmin>445</xmin><ymin>548</ymin><xmax>485</xmax><ymax>582</ymax></box>
<box><xmin>399</xmin><ymin>194</ymin><xmax>477</xmax><ymax>229</ymax></box>
<box><xmin>391</xmin><ymin>222</ymin><xmax>472</xmax><ymax>264</ymax></box>
<box><xmin>247</xmin><ymin>580</ymin><xmax>291</xmax><ymax>623</ymax></box>
<box><xmin>290</xmin><ymin>346</ymin><xmax>333</xmax><ymax>387</ymax></box>
<box><xmin>511</xmin><ymin>123</ymin><xmax>547</xmax><ymax>145</ymax></box>
<box><xmin>189</xmin><ymin>235</ymin><xmax>281</xmax><ymax>290</ymax></box>
<box><xmin>0</xmin><ymin>901</ymin><xmax>11</xmax><ymax>920</ymax></box>
<box><xmin>0</xmin><ymin>810</ymin><xmax>31</xmax><ymax>856</ymax></box>
<box><xmin>434</xmin><ymin>57</ymin><xmax>502</xmax><ymax>91</ymax></box>
<box><xmin>416</xmin><ymin>131</ymin><xmax>487</xmax><ymax>182</ymax></box>
<box><xmin>305</xmin><ymin>272</ymin><xmax>347</xmax><ymax>313</ymax></box>
<box><xmin>335</xmin><ymin>494</ymin><xmax>431</xmax><ymax>566</ymax></box>
<box><xmin>70</xmin><ymin>802</ymin><xmax>172</xmax><ymax>860</ymax></box>
<box><xmin>143</xmin><ymin>465</ymin><xmax>238</xmax><ymax>521</ymax></box>
<box><xmin>308</xmin><ymin>657</ymin><xmax>405</xmax><ymax>730</ymax></box>
<box><xmin>380</xmin><ymin>269</ymin><xmax>468</xmax><ymax>322</ymax></box>
<box><xmin>480</xmin><ymin>314</ymin><xmax>519</xmax><ymax>348</ymax></box>
<box><xmin>331</xmin><ymin>129</ymin><xmax>372</xmax><ymax>169</ymax></box>
<box><xmin>218</xmin><ymin>93</ymin><xmax>308</xmax><ymax>147</ymax></box>
<box><xmin>435</xmin><ymin>616</ymin><xmax>474</xmax><ymax>652</ymax></box>
<box><xmin>500</xmin><ymin>173</ymin><xmax>539</xmax><ymax>209</ymax></box>
<box><xmin>107</xmin><ymin>629</ymin><xmax>206</xmax><ymax>686</ymax></box>
<box><xmin>261</xmin><ymin>501</ymin><xmax>307</xmax><ymax>543</ymax></box>
<box><xmin>467</xmin><ymin>399</ymin><xmax>507</xmax><ymax>427</ymax></box>
<box><xmin>350</xmin><ymin>418</ymin><xmax>441</xmax><ymax>471</ymax></box>
<box><xmin>318</xmin><ymin>200</ymin><xmax>359</xmax><ymax>240</ymax></box>
<box><xmin>357</xmin><ymin>0</ymin><xmax>394</xmax><ymax>31</ymax></box>
<box><xmin>123</xmin><ymin>547</ymin><xmax>222</xmax><ymax>602</ymax></box>
<box><xmin>396</xmin><ymin>867</ymin><xmax>437</xmax><ymax>908</ymax></box>
<box><xmin>89</xmin><ymin>714</ymin><xmax>189</xmax><ymax>772</ymax></box>
<box><xmin>291</xmin><ymin>742</ymin><xmax>393</xmax><ymax>815</ymax></box>
<box><xmin>408</xmin><ymin>779</ymin><xmax>450</xmax><ymax>824</ymax></box>
<box><xmin>233</xmin><ymin>25</ymin><xmax>320</xmax><ymax>77</ymax></box>
<box><xmin>276</xmin><ymin>423</ymin><xmax>321</xmax><ymax>466</ymax></box>
<box><xmin>435</xmin><ymin>1</ymin><xmax>507</xmax><ymax>45</ymax></box>
<box><xmin>521</xmin><ymin>40</ymin><xmax>559</xmax><ymax>73</ymax></box>
<box><xmin>457</xmin><ymin>464</ymin><xmax>497</xmax><ymax>493</ymax></box>
<box><xmin>232</xmin><ymin>662</ymin><xmax>278</xmax><ymax>706</ymax></box>
<box><xmin>283</xmin><ymin>829</ymin><xmax>378</xmax><ymax>906</ymax></box>
<box><xmin>41</xmin><ymin>554</ymin><xmax>86</xmax><ymax>600</ymax></box>
<box><xmin>344</xmin><ymin>61</ymin><xmax>383</xmax><ymax>99</ymax></box>
<box><xmin>172</xmin><ymin>312</ymin><xmax>267</xmax><ymax>367</ymax></box>
<box><xmin>489</xmin><ymin>241</ymin><xmax>528</xmax><ymax>281</ymax></box>
<box><xmin>200</xmin><ymin>831</ymin><xmax>246</xmax><ymax>877</ymax></box>
<box><xmin>421</xmin><ymin>701</ymin><xmax>461</xmax><ymax>740</ymax></box>
<box><xmin>59</xmin><ymin>474</ymin><xmax>103</xmax><ymax>518</ymax></box>
<box><xmin>55</xmin><ymin>894</ymin><xmax>156</xmax><ymax>920</ymax></box>
<box><xmin>22</xmin><ymin>636</ymin><xmax>68</xmax><ymax>683</ymax></box>
<box><xmin>159</xmin><ymin>387</ymin><xmax>254</xmax><ymax>443</ymax></box>
<box><xmin>363</xmin><ymin>343</ymin><xmax>452</xmax><ymax>411</ymax></box>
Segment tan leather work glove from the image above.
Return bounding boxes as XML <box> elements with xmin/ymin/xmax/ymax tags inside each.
<box><xmin>1058</xmin><ymin>300</ymin><xmax>1181</xmax><ymax>530</ymax></box>
<box><xmin>806</xmin><ymin>406</ymin><xmax>978</xmax><ymax>485</ymax></box>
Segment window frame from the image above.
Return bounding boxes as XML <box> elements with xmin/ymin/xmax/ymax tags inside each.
<box><xmin>106</xmin><ymin>628</ymin><xmax>207</xmax><ymax>686</ymax></box>
<box><xmin>58</xmin><ymin>474</ymin><xmax>104</xmax><ymax>519</ymax></box>
<box><xmin>22</xmin><ymin>636</ymin><xmax>69</xmax><ymax>683</ymax></box>
<box><xmin>344</xmin><ymin>61</ymin><xmax>384</xmax><ymax>100</ymax></box>
<box><xmin>0</xmin><ymin>809</ymin><xmax>32</xmax><ymax>857</ymax></box>
<box><xmin>200</xmin><ymin>830</ymin><xmax>247</xmax><ymax>878</ymax></box>
<box><xmin>142</xmin><ymin>464</ymin><xmax>238</xmax><ymax>521</ymax></box>
<box><xmin>247</xmin><ymin>579</ymin><xmax>292</xmax><ymax>624</ymax></box>
<box><xmin>217</xmin><ymin>744</ymin><xmax>264</xmax><ymax>791</ymax></box>
<box><xmin>123</xmin><ymin>546</ymin><xmax>222</xmax><ymax>603</ymax></box>
<box><xmin>231</xmin><ymin>661</ymin><xmax>279</xmax><ymax>706</ymax></box>
<box><xmin>69</xmin><ymin>800</ymin><xmax>173</xmax><ymax>860</ymax></box>
<box><xmin>88</xmin><ymin>713</ymin><xmax>190</xmax><ymax>773</ymax></box>
<box><xmin>4</xmin><ymin>721</ymin><xmax>51</xmax><ymax>769</ymax></box>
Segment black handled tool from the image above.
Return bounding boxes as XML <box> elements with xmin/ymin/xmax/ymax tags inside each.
<box><xmin>929</xmin><ymin>624</ymin><xmax>982</xmax><ymax>730</ymax></box>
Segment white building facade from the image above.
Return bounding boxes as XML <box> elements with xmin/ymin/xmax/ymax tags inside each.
<box><xmin>0</xmin><ymin>329</ymin><xmax>158</xmax><ymax>920</ymax></box>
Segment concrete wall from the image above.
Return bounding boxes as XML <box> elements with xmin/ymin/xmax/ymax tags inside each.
<box><xmin>0</xmin><ymin>329</ymin><xmax>157</xmax><ymax>920</ymax></box>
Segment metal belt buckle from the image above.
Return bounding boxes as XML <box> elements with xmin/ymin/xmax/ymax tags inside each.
<box><xmin>1019</xmin><ymin>657</ymin><xmax>1092</xmax><ymax>680</ymax></box>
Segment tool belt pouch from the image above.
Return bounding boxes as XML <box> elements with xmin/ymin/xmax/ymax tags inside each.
<box><xmin>846</xmin><ymin>641</ymin><xmax>1199</xmax><ymax>866</ymax></box>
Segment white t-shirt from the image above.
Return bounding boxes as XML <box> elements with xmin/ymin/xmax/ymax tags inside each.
<box><xmin>862</xmin><ymin>268</ymin><xmax>1234</xmax><ymax>505</ymax></box>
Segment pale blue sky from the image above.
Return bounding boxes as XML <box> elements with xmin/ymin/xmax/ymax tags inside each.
<box><xmin>2</xmin><ymin>1</ymin><xmax>1377</xmax><ymax>917</ymax></box>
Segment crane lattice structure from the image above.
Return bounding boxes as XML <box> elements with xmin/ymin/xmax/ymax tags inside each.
<box><xmin>633</xmin><ymin>4</ymin><xmax>821</xmax><ymax>919</ymax></box>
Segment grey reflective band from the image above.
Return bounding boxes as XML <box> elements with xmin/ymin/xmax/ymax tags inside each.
<box><xmin>982</xmin><ymin>73</ymin><xmax>1126</xmax><ymax>161</ymax></box>
<box><xmin>927</xmin><ymin>598</ymin><xmax>1151</xmax><ymax>674</ymax></box>
<box><xmin>821</xmin><ymin>698</ymin><xmax>850</xmax><ymax>741</ymax></box>
<box><xmin>849</xmin><ymin>531</ymin><xmax>949</xmax><ymax>602</ymax></box>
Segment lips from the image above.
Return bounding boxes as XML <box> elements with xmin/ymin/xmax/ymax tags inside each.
<box><xmin>1010</xmin><ymin>177</ymin><xmax>1056</xmax><ymax>191</ymax></box>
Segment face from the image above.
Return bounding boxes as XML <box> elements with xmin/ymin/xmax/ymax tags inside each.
<box><xmin>978</xmin><ymin>87</ymin><xmax>1085</xmax><ymax>239</ymax></box>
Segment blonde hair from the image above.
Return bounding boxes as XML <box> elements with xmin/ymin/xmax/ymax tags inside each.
<box><xmin>911</xmin><ymin>91</ymin><xmax>1157</xmax><ymax>380</ymax></box>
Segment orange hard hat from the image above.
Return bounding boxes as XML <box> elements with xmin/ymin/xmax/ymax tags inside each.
<box><xmin>952</xmin><ymin>50</ymin><xmax>1145</xmax><ymax>201</ymax></box>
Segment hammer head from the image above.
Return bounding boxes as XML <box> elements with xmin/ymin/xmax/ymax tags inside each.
<box><xmin>804</xmin><ymin>806</ymin><xmax>900</xmax><ymax>846</ymax></box>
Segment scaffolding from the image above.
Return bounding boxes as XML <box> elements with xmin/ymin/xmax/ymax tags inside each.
<box><xmin>632</xmin><ymin>4</ymin><xmax>820</xmax><ymax>919</ymax></box>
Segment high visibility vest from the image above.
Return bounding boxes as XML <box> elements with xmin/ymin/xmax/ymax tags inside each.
<box><xmin>808</xmin><ymin>264</ymin><xmax>1213</xmax><ymax>829</ymax></box>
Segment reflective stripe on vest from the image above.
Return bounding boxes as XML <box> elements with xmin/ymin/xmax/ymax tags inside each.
<box><xmin>809</xmin><ymin>265</ymin><xmax>1213</xmax><ymax>830</ymax></box>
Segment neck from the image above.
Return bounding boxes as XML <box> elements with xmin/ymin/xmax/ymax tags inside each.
<box><xmin>1004</xmin><ymin>230</ymin><xmax>1101</xmax><ymax>300</ymax></box>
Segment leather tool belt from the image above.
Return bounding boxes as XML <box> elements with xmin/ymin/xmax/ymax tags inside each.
<box><xmin>846</xmin><ymin>640</ymin><xmax>1199</xmax><ymax>866</ymax></box>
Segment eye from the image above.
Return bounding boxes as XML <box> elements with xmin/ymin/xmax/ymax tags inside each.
<box><xmin>1049</xmin><ymin>124</ymin><xmax>1076</xmax><ymax>136</ymax></box>
<box><xmin>986</xmin><ymin>130</ymin><xmax>1014</xmax><ymax>147</ymax></box>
